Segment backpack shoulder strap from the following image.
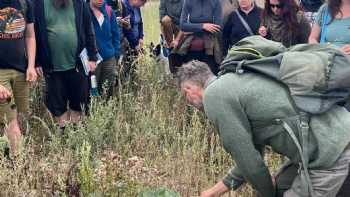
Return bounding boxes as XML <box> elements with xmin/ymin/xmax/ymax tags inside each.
<box><xmin>278</xmin><ymin>114</ymin><xmax>315</xmax><ymax>197</ymax></box>
<box><xmin>234</xmin><ymin>10</ymin><xmax>254</xmax><ymax>36</ymax></box>
<box><xmin>320</xmin><ymin>5</ymin><xmax>330</xmax><ymax>43</ymax></box>
<box><xmin>105</xmin><ymin>4</ymin><xmax>113</xmax><ymax>19</ymax></box>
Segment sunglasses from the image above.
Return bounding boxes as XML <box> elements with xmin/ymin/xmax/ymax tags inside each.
<box><xmin>270</xmin><ymin>3</ymin><xmax>283</xmax><ymax>8</ymax></box>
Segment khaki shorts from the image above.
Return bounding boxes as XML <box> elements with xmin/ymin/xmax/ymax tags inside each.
<box><xmin>0</xmin><ymin>69</ymin><xmax>29</xmax><ymax>123</ymax></box>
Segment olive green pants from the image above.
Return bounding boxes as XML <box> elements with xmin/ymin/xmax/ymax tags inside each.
<box><xmin>0</xmin><ymin>69</ymin><xmax>28</xmax><ymax>123</ymax></box>
<box><xmin>94</xmin><ymin>57</ymin><xmax>117</xmax><ymax>98</ymax></box>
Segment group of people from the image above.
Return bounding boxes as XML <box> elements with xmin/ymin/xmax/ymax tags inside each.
<box><xmin>0</xmin><ymin>0</ymin><xmax>147</xmax><ymax>155</ymax></box>
<box><xmin>1</xmin><ymin>0</ymin><xmax>350</xmax><ymax>196</ymax></box>
<box><xmin>163</xmin><ymin>0</ymin><xmax>350</xmax><ymax>76</ymax></box>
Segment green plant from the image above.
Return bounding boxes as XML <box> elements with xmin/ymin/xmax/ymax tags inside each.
<box><xmin>78</xmin><ymin>141</ymin><xmax>95</xmax><ymax>196</ymax></box>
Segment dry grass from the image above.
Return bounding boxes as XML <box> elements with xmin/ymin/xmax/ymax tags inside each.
<box><xmin>0</xmin><ymin>1</ymin><xmax>281</xmax><ymax>197</ymax></box>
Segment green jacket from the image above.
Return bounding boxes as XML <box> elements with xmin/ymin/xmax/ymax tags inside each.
<box><xmin>203</xmin><ymin>73</ymin><xmax>350</xmax><ymax>197</ymax></box>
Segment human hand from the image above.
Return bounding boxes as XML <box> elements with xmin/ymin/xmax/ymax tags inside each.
<box><xmin>200</xmin><ymin>181</ymin><xmax>230</xmax><ymax>197</ymax></box>
<box><xmin>170</xmin><ymin>39</ymin><xmax>179</xmax><ymax>48</ymax></box>
<box><xmin>88</xmin><ymin>61</ymin><xmax>97</xmax><ymax>72</ymax></box>
<box><xmin>26</xmin><ymin>66</ymin><xmax>37</xmax><ymax>83</ymax></box>
<box><xmin>259</xmin><ymin>26</ymin><xmax>267</xmax><ymax>37</ymax></box>
<box><xmin>341</xmin><ymin>44</ymin><xmax>350</xmax><ymax>55</ymax></box>
<box><xmin>118</xmin><ymin>15</ymin><xmax>131</xmax><ymax>29</ymax></box>
<box><xmin>0</xmin><ymin>85</ymin><xmax>11</xmax><ymax>101</ymax></box>
<box><xmin>202</xmin><ymin>23</ymin><xmax>221</xmax><ymax>33</ymax></box>
<box><xmin>200</xmin><ymin>189</ymin><xmax>217</xmax><ymax>197</ymax></box>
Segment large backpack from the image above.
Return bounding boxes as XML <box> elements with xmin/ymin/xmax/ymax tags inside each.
<box><xmin>221</xmin><ymin>36</ymin><xmax>350</xmax><ymax>115</ymax></box>
<box><xmin>220</xmin><ymin>36</ymin><xmax>350</xmax><ymax>197</ymax></box>
<box><xmin>105</xmin><ymin>4</ymin><xmax>113</xmax><ymax>19</ymax></box>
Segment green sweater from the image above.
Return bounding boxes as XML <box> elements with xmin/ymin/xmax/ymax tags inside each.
<box><xmin>45</xmin><ymin>0</ymin><xmax>78</xmax><ymax>71</ymax></box>
<box><xmin>203</xmin><ymin>73</ymin><xmax>350</xmax><ymax>197</ymax></box>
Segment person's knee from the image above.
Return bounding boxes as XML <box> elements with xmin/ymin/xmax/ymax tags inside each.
<box><xmin>161</xmin><ymin>15</ymin><xmax>173</xmax><ymax>26</ymax></box>
<box><xmin>6</xmin><ymin>118</ymin><xmax>21</xmax><ymax>138</ymax></box>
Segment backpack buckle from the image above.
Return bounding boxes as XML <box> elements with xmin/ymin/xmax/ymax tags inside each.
<box><xmin>300</xmin><ymin>121</ymin><xmax>309</xmax><ymax>129</ymax></box>
<box><xmin>236</xmin><ymin>60</ymin><xmax>245</xmax><ymax>74</ymax></box>
<box><xmin>274</xmin><ymin>118</ymin><xmax>283</xmax><ymax>125</ymax></box>
<box><xmin>299</xmin><ymin>112</ymin><xmax>310</xmax><ymax>129</ymax></box>
<box><xmin>297</xmin><ymin>163</ymin><xmax>302</xmax><ymax>174</ymax></box>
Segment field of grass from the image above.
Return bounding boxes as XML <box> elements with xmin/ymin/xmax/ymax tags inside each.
<box><xmin>0</xmin><ymin>1</ymin><xmax>280</xmax><ymax>196</ymax></box>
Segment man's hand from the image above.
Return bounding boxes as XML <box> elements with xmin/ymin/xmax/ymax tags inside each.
<box><xmin>88</xmin><ymin>61</ymin><xmax>97</xmax><ymax>72</ymax></box>
<box><xmin>0</xmin><ymin>85</ymin><xmax>11</xmax><ymax>101</ymax></box>
<box><xmin>341</xmin><ymin>44</ymin><xmax>350</xmax><ymax>55</ymax></box>
<box><xmin>26</xmin><ymin>66</ymin><xmax>37</xmax><ymax>83</ymax></box>
<box><xmin>202</xmin><ymin>23</ymin><xmax>221</xmax><ymax>33</ymax></box>
<box><xmin>200</xmin><ymin>181</ymin><xmax>230</xmax><ymax>197</ymax></box>
<box><xmin>200</xmin><ymin>190</ymin><xmax>216</xmax><ymax>197</ymax></box>
<box><xmin>258</xmin><ymin>26</ymin><xmax>268</xmax><ymax>37</ymax></box>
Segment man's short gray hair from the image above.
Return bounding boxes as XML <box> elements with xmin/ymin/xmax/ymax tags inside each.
<box><xmin>176</xmin><ymin>60</ymin><xmax>215</xmax><ymax>88</ymax></box>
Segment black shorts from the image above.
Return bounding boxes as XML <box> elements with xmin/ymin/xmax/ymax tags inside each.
<box><xmin>44</xmin><ymin>69</ymin><xmax>89</xmax><ymax>117</ymax></box>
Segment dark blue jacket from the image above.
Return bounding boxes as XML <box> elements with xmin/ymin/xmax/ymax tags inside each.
<box><xmin>121</xmin><ymin>0</ymin><xmax>144</xmax><ymax>48</ymax></box>
<box><xmin>90</xmin><ymin>3</ymin><xmax>121</xmax><ymax>60</ymax></box>
<box><xmin>180</xmin><ymin>0</ymin><xmax>222</xmax><ymax>33</ymax></box>
<box><xmin>34</xmin><ymin>0</ymin><xmax>97</xmax><ymax>73</ymax></box>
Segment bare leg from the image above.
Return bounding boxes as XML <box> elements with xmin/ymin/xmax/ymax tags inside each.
<box><xmin>69</xmin><ymin>110</ymin><xmax>82</xmax><ymax>124</ymax></box>
<box><xmin>5</xmin><ymin>116</ymin><xmax>21</xmax><ymax>156</ymax></box>
<box><xmin>55</xmin><ymin>111</ymin><xmax>69</xmax><ymax>128</ymax></box>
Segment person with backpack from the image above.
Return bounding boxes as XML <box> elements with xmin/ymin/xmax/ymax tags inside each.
<box><xmin>34</xmin><ymin>0</ymin><xmax>98</xmax><ymax>130</ymax></box>
<box><xmin>222</xmin><ymin>0</ymin><xmax>262</xmax><ymax>55</ymax></box>
<box><xmin>258</xmin><ymin>0</ymin><xmax>311</xmax><ymax>47</ymax></box>
<box><xmin>0</xmin><ymin>0</ymin><xmax>37</xmax><ymax>155</ymax></box>
<box><xmin>177</xmin><ymin>54</ymin><xmax>350</xmax><ymax>196</ymax></box>
<box><xmin>308</xmin><ymin>0</ymin><xmax>350</xmax><ymax>55</ymax></box>
<box><xmin>89</xmin><ymin>0</ymin><xmax>120</xmax><ymax>98</ymax></box>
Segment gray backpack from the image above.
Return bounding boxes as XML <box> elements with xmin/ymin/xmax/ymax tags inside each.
<box><xmin>220</xmin><ymin>36</ymin><xmax>350</xmax><ymax>196</ymax></box>
<box><xmin>221</xmin><ymin>36</ymin><xmax>350</xmax><ymax>114</ymax></box>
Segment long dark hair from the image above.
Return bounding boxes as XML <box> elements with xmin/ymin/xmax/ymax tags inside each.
<box><xmin>262</xmin><ymin>0</ymin><xmax>301</xmax><ymax>32</ymax></box>
<box><xmin>52</xmin><ymin>0</ymin><xmax>70</xmax><ymax>9</ymax></box>
<box><xmin>328</xmin><ymin>0</ymin><xmax>342</xmax><ymax>23</ymax></box>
